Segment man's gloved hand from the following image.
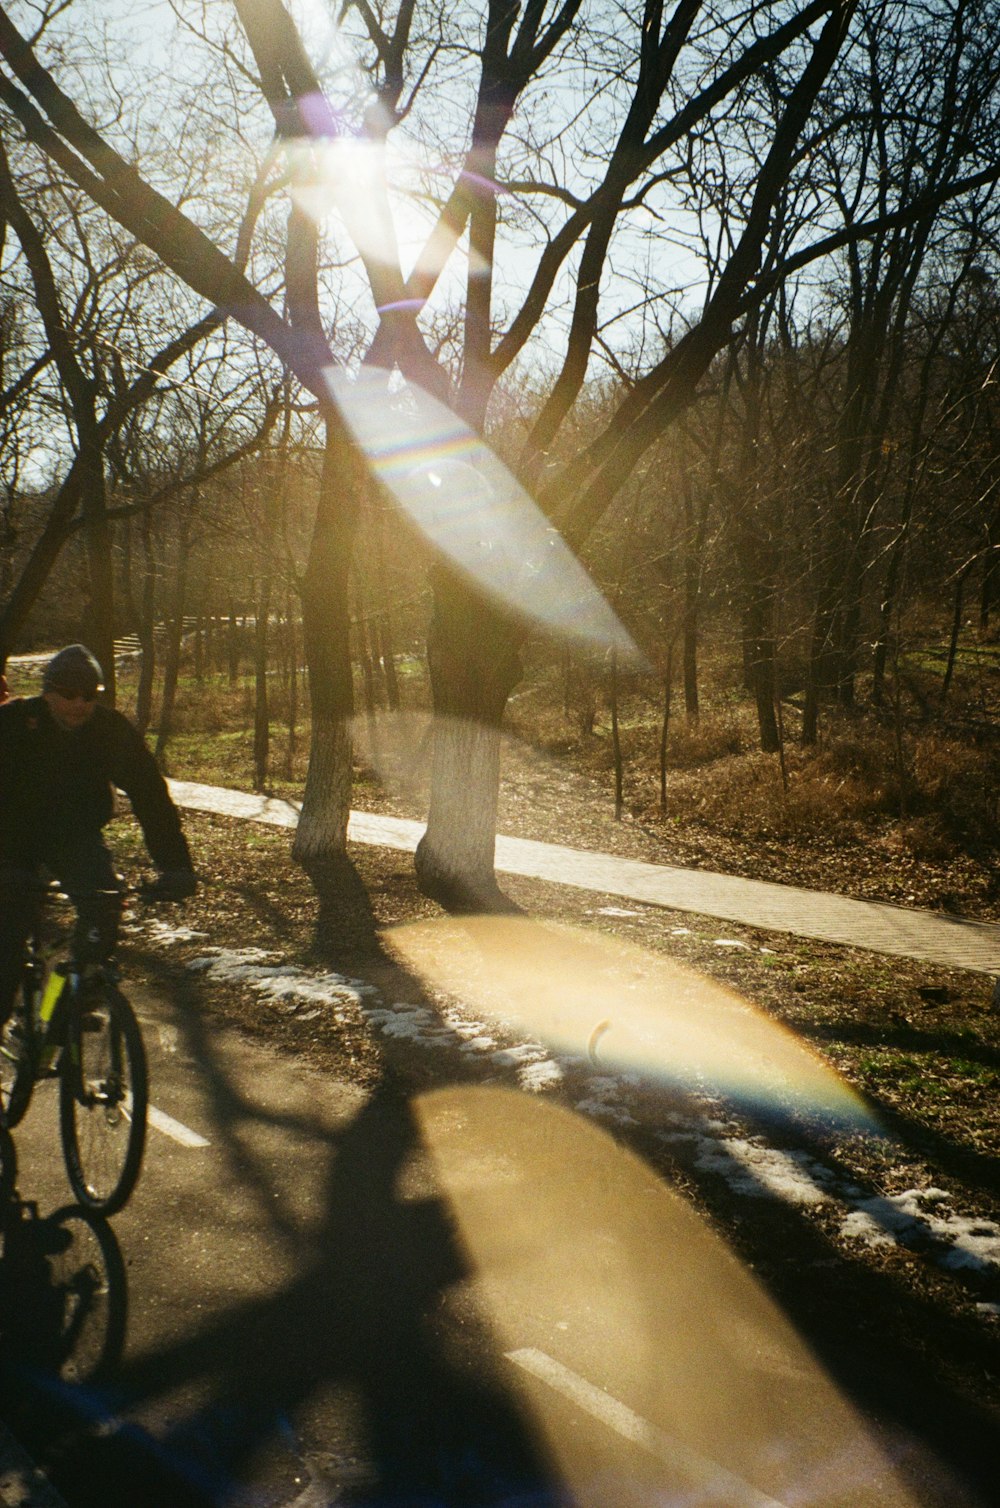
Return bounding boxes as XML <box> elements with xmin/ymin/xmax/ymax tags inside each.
<box><xmin>142</xmin><ymin>869</ymin><xmax>197</xmax><ymax>902</ymax></box>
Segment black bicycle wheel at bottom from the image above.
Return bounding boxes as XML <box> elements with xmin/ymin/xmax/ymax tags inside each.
<box><xmin>0</xmin><ymin>984</ymin><xmax>38</xmax><ymax>1130</ymax></box>
<box><xmin>59</xmin><ymin>987</ymin><xmax>148</xmax><ymax>1215</ymax></box>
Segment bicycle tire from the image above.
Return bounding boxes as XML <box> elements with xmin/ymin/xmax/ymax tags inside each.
<box><xmin>59</xmin><ymin>985</ymin><xmax>148</xmax><ymax>1215</ymax></box>
<box><xmin>0</xmin><ymin>977</ymin><xmax>38</xmax><ymax>1130</ymax></box>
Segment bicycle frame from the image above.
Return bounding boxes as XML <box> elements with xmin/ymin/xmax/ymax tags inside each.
<box><xmin>2</xmin><ymin>885</ymin><xmax>147</xmax><ymax>1216</ymax></box>
<box><xmin>22</xmin><ymin>913</ymin><xmax>119</xmax><ymax>1084</ymax></box>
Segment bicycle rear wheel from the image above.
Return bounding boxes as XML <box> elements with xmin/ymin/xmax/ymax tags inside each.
<box><xmin>59</xmin><ymin>985</ymin><xmax>148</xmax><ymax>1214</ymax></box>
<box><xmin>0</xmin><ymin>979</ymin><xmax>37</xmax><ymax>1129</ymax></box>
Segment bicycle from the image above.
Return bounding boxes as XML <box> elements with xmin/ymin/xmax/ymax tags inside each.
<box><xmin>0</xmin><ymin>885</ymin><xmax>148</xmax><ymax>1216</ymax></box>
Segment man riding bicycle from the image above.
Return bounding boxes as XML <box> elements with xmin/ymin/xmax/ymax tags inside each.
<box><xmin>0</xmin><ymin>644</ymin><xmax>197</xmax><ymax>1030</ymax></box>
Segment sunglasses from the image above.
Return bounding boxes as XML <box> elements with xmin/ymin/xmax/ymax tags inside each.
<box><xmin>50</xmin><ymin>686</ymin><xmax>100</xmax><ymax>702</ymax></box>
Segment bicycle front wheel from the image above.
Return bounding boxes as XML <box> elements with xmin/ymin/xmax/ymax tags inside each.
<box><xmin>0</xmin><ymin>981</ymin><xmax>37</xmax><ymax>1129</ymax></box>
<box><xmin>59</xmin><ymin>986</ymin><xmax>148</xmax><ymax>1215</ymax></box>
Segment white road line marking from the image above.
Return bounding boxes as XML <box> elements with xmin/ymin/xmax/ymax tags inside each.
<box><xmin>147</xmin><ymin>1104</ymin><xmax>210</xmax><ymax>1148</ymax></box>
<box><xmin>505</xmin><ymin>1347</ymin><xmax>788</xmax><ymax>1508</ymax></box>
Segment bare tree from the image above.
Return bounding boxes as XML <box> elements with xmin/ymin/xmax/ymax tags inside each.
<box><xmin>6</xmin><ymin>0</ymin><xmax>1000</xmax><ymax>911</ymax></box>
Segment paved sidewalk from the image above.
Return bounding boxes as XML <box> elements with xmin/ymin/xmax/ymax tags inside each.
<box><xmin>168</xmin><ymin>780</ymin><xmax>1000</xmax><ymax>978</ymax></box>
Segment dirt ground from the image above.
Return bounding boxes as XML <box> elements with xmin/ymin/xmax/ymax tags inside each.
<box><xmin>111</xmin><ymin>740</ymin><xmax>1000</xmax><ymax>1507</ymax></box>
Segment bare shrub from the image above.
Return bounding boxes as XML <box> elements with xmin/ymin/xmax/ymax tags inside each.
<box><xmin>653</xmin><ymin>747</ymin><xmax>850</xmax><ymax>838</ymax></box>
<box><xmin>666</xmin><ymin>710</ymin><xmax>745</xmax><ymax>769</ymax></box>
<box><xmin>910</xmin><ymin>732</ymin><xmax>999</xmax><ymax>853</ymax></box>
<box><xmin>895</xmin><ymin>815</ymin><xmax>959</xmax><ymax>863</ymax></box>
<box><xmin>805</xmin><ymin>726</ymin><xmax>905</xmax><ymax>818</ymax></box>
<box><xmin>158</xmin><ymin>676</ymin><xmax>244</xmax><ymax>735</ymax></box>
<box><xmin>628</xmin><ymin>713</ymin><xmax>997</xmax><ymax>864</ymax></box>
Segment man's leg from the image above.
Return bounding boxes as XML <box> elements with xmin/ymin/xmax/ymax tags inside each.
<box><xmin>0</xmin><ymin>865</ymin><xmax>41</xmax><ymax>1029</ymax></box>
<box><xmin>45</xmin><ymin>840</ymin><xmax>123</xmax><ymax>968</ymax></box>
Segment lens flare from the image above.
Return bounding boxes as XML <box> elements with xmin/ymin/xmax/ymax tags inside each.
<box><xmin>413</xmin><ymin>1086</ymin><xmax>934</xmax><ymax>1507</ymax></box>
<box><xmin>389</xmin><ymin>915</ymin><xmax>875</xmax><ymax>1128</ymax></box>
<box><xmin>283</xmin><ymin>131</ymin><xmax>468</xmax><ymax>276</ymax></box>
<box><xmin>351</xmin><ymin>710</ymin><xmax>435</xmax><ymax>810</ymax></box>
<box><xmin>327</xmin><ymin>366</ymin><xmax>643</xmax><ymax>660</ymax></box>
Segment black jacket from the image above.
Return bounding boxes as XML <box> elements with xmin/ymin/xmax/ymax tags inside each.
<box><xmin>0</xmin><ymin>695</ymin><xmax>192</xmax><ymax>872</ymax></box>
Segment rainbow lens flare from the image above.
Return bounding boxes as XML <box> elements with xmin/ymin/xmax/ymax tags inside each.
<box><xmin>326</xmin><ymin>366</ymin><xmax>644</xmax><ymax>660</ymax></box>
<box><xmin>389</xmin><ymin>915</ymin><xmax>876</xmax><ymax>1129</ymax></box>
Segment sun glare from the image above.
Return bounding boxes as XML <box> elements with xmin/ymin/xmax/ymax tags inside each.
<box><xmin>390</xmin><ymin>914</ymin><xmax>875</xmax><ymax>1128</ymax></box>
<box><xmin>414</xmin><ymin>1086</ymin><xmax>929</xmax><ymax>1506</ymax></box>
<box><xmin>327</xmin><ymin>366</ymin><xmax>643</xmax><ymax>659</ymax></box>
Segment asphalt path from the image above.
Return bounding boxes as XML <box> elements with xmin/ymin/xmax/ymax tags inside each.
<box><xmin>3</xmin><ymin>779</ymin><xmax>999</xmax><ymax>1506</ymax></box>
<box><xmin>2</xmin><ymin>974</ymin><xmax>994</xmax><ymax>1508</ymax></box>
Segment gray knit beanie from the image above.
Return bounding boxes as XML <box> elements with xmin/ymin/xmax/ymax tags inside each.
<box><xmin>42</xmin><ymin>644</ymin><xmax>105</xmax><ymax>696</ymax></box>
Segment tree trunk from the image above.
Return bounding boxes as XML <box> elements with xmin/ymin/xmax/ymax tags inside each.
<box><xmin>155</xmin><ymin>512</ymin><xmax>191</xmax><ymax>767</ymax></box>
<box><xmin>872</xmin><ymin>539</ymin><xmax>904</xmax><ymax>709</ymax></box>
<box><xmin>378</xmin><ymin>614</ymin><xmax>400</xmax><ymax>712</ymax></box>
<box><xmin>681</xmin><ymin>472</ymin><xmax>703</xmax><ymax>723</ymax></box>
<box><xmin>135</xmin><ymin>507</ymin><xmax>157</xmax><ymax>735</ymax></box>
<box><xmin>610</xmin><ymin>650</ymin><xmax>623</xmax><ymax>820</ymax></box>
<box><xmin>285</xmin><ymin>590</ymin><xmax>298</xmax><ymax>776</ymax></box>
<box><xmin>744</xmin><ymin>592</ymin><xmax>781</xmax><ymax>753</ymax></box>
<box><xmin>802</xmin><ymin>578</ymin><xmax>835</xmax><ymax>747</ymax></box>
<box><xmin>253</xmin><ymin>580</ymin><xmax>271</xmax><ymax>791</ymax></box>
<box><xmin>292</xmin><ymin>421</ymin><xmax>360</xmax><ymax>864</ymax></box>
<box><xmin>80</xmin><ymin>407</ymin><xmax>117</xmax><ymax>706</ymax></box>
<box><xmin>371</xmin><ymin>496</ymin><xmax>400</xmax><ymax>711</ymax></box>
<box><xmin>941</xmin><ymin>560</ymin><xmax>974</xmax><ymax>705</ymax></box>
<box><xmin>227</xmin><ymin>600</ymin><xmax>240</xmax><ymax>685</ymax></box>
<box><xmin>414</xmin><ymin>571</ymin><xmax>522</xmax><ymax>911</ymax></box>
<box><xmin>194</xmin><ymin>610</ymin><xmax>205</xmax><ymax>682</ymax></box>
<box><xmin>355</xmin><ymin>595</ymin><xmax>377</xmax><ymax>719</ymax></box>
<box><xmin>981</xmin><ymin>531</ymin><xmax>999</xmax><ymax>630</ymax></box>
<box><xmin>659</xmin><ymin>648</ymin><xmax>673</xmax><ymax>816</ymax></box>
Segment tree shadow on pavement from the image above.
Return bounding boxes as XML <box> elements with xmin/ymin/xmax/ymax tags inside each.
<box><xmin>2</xmin><ymin>893</ymin><xmax>565</xmax><ymax>1508</ymax></box>
<box><xmin>22</xmin><ymin>1076</ymin><xmax>564</xmax><ymax>1508</ymax></box>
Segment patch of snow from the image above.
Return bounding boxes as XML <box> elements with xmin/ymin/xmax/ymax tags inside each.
<box><xmin>713</xmin><ymin>938</ymin><xmax>750</xmax><ymax>950</ymax></box>
<box><xmin>575</xmin><ymin>1096</ymin><xmax>637</xmax><ymax>1128</ymax></box>
<box><xmin>660</xmin><ymin>1129</ymin><xmax>831</xmax><ymax>1206</ymax></box>
<box><xmin>492</xmin><ymin>1044</ymin><xmax>549</xmax><ymax>1067</ymax></box>
<box><xmin>591</xmin><ymin>907</ymin><xmax>641</xmax><ymax>917</ymax></box>
<box><xmin>841</xmin><ymin>1189</ymin><xmax>1000</xmax><ymax>1272</ymax></box>
<box><xmin>459</xmin><ymin>1036</ymin><xmax>500</xmax><ymax>1053</ymax></box>
<box><xmin>179</xmin><ymin>938</ymin><xmax>566</xmax><ymax>1090</ymax></box>
<box><xmin>937</xmin><ymin>1219</ymin><xmax>1000</xmax><ymax>1272</ymax></box>
<box><xmin>186</xmin><ymin>947</ymin><xmax>373</xmax><ymax>1021</ymax></box>
<box><xmin>519</xmin><ymin>1060</ymin><xmax>564</xmax><ymax>1092</ymax></box>
<box><xmin>440</xmin><ymin>1011</ymin><xmax>493</xmax><ymax>1041</ymax></box>
<box><xmin>365</xmin><ymin>1003</ymin><xmax>436</xmax><ymax>1040</ymax></box>
<box><xmin>137</xmin><ymin>920</ymin><xmax>209</xmax><ymax>945</ymax></box>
